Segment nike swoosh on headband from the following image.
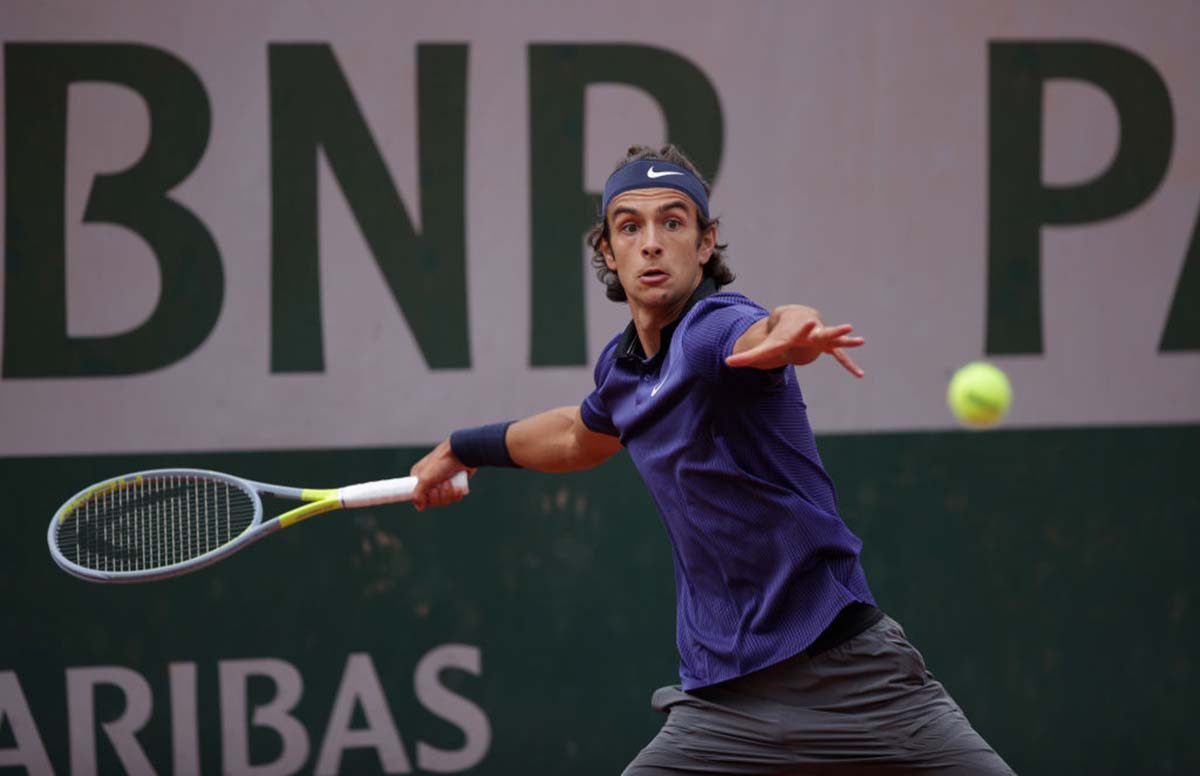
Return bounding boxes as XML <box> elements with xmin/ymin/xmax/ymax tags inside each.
<box><xmin>646</xmin><ymin>166</ymin><xmax>684</xmax><ymax>179</ymax></box>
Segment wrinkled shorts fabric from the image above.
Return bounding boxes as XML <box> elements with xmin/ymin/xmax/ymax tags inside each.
<box><xmin>623</xmin><ymin>616</ymin><xmax>1016</xmax><ymax>775</ymax></box>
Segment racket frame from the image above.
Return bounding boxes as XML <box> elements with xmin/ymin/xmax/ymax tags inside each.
<box><xmin>48</xmin><ymin>468</ymin><xmax>338</xmax><ymax>584</ymax></box>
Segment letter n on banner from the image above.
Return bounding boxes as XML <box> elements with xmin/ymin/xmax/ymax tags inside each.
<box><xmin>269</xmin><ymin>44</ymin><xmax>470</xmax><ymax>372</ymax></box>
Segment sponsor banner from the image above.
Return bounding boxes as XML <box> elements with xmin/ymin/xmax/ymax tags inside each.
<box><xmin>0</xmin><ymin>1</ymin><xmax>1197</xmax><ymax>457</ymax></box>
<box><xmin>1</xmin><ymin>649</ymin><xmax>490</xmax><ymax>776</ymax></box>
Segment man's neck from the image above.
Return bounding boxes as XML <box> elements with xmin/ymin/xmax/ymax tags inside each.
<box><xmin>630</xmin><ymin>278</ymin><xmax>703</xmax><ymax>359</ymax></box>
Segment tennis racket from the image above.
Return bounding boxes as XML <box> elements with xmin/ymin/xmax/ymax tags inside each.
<box><xmin>47</xmin><ymin>468</ymin><xmax>468</xmax><ymax>584</ymax></box>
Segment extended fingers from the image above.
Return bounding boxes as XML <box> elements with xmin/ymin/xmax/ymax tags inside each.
<box><xmin>793</xmin><ymin>319</ymin><xmax>820</xmax><ymax>340</ymax></box>
<box><xmin>811</xmin><ymin>322</ymin><xmax>853</xmax><ymax>341</ymax></box>
<box><xmin>832</xmin><ymin>348</ymin><xmax>865</xmax><ymax>378</ymax></box>
<box><xmin>822</xmin><ymin>324</ymin><xmax>865</xmax><ymax>377</ymax></box>
<box><xmin>727</xmin><ymin>319</ymin><xmax>864</xmax><ymax>372</ymax></box>
<box><xmin>828</xmin><ymin>335</ymin><xmax>865</xmax><ymax>350</ymax></box>
<box><xmin>813</xmin><ymin>323</ymin><xmax>863</xmax><ymax>353</ymax></box>
<box><xmin>791</xmin><ymin>322</ymin><xmax>857</xmax><ymax>353</ymax></box>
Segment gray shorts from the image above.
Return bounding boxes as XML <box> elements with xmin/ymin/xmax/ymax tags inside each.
<box><xmin>623</xmin><ymin>616</ymin><xmax>1016</xmax><ymax>775</ymax></box>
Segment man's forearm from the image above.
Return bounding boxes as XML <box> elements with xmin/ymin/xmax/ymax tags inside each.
<box><xmin>726</xmin><ymin>305</ymin><xmax>865</xmax><ymax>377</ymax></box>
<box><xmin>507</xmin><ymin>406</ymin><xmax>621</xmax><ymax>472</ymax></box>
<box><xmin>730</xmin><ymin>306</ymin><xmax>822</xmax><ymax>369</ymax></box>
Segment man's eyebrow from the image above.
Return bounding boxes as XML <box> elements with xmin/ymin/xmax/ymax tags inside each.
<box><xmin>610</xmin><ymin>200</ymin><xmax>691</xmax><ymax>223</ymax></box>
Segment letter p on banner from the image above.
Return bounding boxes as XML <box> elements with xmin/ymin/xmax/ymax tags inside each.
<box><xmin>986</xmin><ymin>40</ymin><xmax>1173</xmax><ymax>355</ymax></box>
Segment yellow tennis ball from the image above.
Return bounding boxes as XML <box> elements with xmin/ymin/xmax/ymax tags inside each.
<box><xmin>947</xmin><ymin>362</ymin><xmax>1012</xmax><ymax>428</ymax></box>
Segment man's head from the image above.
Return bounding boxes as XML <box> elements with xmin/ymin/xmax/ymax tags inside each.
<box><xmin>587</xmin><ymin>145</ymin><xmax>734</xmax><ymax>305</ymax></box>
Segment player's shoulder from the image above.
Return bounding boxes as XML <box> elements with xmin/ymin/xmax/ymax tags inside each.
<box><xmin>674</xmin><ymin>291</ymin><xmax>770</xmax><ymax>368</ymax></box>
<box><xmin>682</xmin><ymin>290</ymin><xmax>770</xmax><ymax>328</ymax></box>
<box><xmin>596</xmin><ymin>330</ymin><xmax>623</xmax><ymax>361</ymax></box>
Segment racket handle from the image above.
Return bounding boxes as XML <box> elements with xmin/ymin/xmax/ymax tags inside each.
<box><xmin>338</xmin><ymin>471</ymin><xmax>469</xmax><ymax>508</ymax></box>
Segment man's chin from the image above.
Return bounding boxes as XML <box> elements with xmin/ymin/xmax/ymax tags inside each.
<box><xmin>629</xmin><ymin>287</ymin><xmax>685</xmax><ymax>310</ymax></box>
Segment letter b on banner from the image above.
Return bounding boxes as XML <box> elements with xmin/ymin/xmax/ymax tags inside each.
<box><xmin>3</xmin><ymin>43</ymin><xmax>221</xmax><ymax>377</ymax></box>
<box><xmin>220</xmin><ymin>658</ymin><xmax>309</xmax><ymax>776</ymax></box>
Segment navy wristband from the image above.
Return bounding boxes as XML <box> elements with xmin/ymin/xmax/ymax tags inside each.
<box><xmin>450</xmin><ymin>421</ymin><xmax>520</xmax><ymax>468</ymax></box>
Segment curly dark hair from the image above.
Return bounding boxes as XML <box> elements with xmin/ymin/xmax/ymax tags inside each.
<box><xmin>587</xmin><ymin>144</ymin><xmax>734</xmax><ymax>302</ymax></box>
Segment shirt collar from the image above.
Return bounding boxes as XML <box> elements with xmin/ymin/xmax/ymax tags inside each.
<box><xmin>616</xmin><ymin>277</ymin><xmax>719</xmax><ymax>362</ymax></box>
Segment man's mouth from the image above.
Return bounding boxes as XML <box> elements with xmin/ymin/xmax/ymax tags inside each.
<box><xmin>640</xmin><ymin>269</ymin><xmax>669</xmax><ymax>284</ymax></box>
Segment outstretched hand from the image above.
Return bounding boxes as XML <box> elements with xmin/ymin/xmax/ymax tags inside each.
<box><xmin>725</xmin><ymin>305</ymin><xmax>865</xmax><ymax>378</ymax></box>
<box><xmin>409</xmin><ymin>438</ymin><xmax>474</xmax><ymax>511</ymax></box>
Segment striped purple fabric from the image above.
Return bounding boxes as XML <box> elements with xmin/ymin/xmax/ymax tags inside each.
<box><xmin>581</xmin><ymin>281</ymin><xmax>875</xmax><ymax>689</ymax></box>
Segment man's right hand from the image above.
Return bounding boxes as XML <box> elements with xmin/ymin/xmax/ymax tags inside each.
<box><xmin>409</xmin><ymin>439</ymin><xmax>474</xmax><ymax>511</ymax></box>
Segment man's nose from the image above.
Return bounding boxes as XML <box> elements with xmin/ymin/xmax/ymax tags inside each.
<box><xmin>641</xmin><ymin>226</ymin><xmax>664</xmax><ymax>258</ymax></box>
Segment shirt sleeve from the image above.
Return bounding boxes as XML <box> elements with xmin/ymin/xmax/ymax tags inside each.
<box><xmin>680</xmin><ymin>297</ymin><xmax>788</xmax><ymax>390</ymax></box>
<box><xmin>579</xmin><ymin>336</ymin><xmax>621</xmax><ymax>437</ymax></box>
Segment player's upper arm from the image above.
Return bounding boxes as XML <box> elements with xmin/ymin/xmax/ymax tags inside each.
<box><xmin>568</xmin><ymin>406</ymin><xmax>623</xmax><ymax>469</ymax></box>
<box><xmin>507</xmin><ymin>405</ymin><xmax>621</xmax><ymax>473</ymax></box>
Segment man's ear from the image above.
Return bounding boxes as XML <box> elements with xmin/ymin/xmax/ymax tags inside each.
<box><xmin>601</xmin><ymin>238</ymin><xmax>617</xmax><ymax>271</ymax></box>
<box><xmin>699</xmin><ymin>225</ymin><xmax>717</xmax><ymax>266</ymax></box>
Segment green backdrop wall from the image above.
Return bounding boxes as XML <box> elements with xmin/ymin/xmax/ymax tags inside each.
<box><xmin>4</xmin><ymin>425</ymin><xmax>1197</xmax><ymax>774</ymax></box>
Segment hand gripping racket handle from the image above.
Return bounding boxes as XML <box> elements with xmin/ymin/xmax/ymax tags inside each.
<box><xmin>337</xmin><ymin>471</ymin><xmax>469</xmax><ymax>508</ymax></box>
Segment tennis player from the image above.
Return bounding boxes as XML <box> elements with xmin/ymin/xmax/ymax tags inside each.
<box><xmin>411</xmin><ymin>145</ymin><xmax>1015</xmax><ymax>774</ymax></box>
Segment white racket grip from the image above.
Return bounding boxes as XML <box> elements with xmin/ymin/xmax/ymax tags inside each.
<box><xmin>338</xmin><ymin>471</ymin><xmax>469</xmax><ymax>508</ymax></box>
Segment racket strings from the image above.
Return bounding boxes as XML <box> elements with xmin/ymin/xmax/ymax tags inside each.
<box><xmin>56</xmin><ymin>476</ymin><xmax>257</xmax><ymax>573</ymax></box>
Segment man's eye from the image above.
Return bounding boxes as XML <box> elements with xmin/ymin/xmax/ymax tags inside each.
<box><xmin>620</xmin><ymin>223</ymin><xmax>638</xmax><ymax>234</ymax></box>
<box><xmin>665</xmin><ymin>218</ymin><xmax>682</xmax><ymax>229</ymax></box>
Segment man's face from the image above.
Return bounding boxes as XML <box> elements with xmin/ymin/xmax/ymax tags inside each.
<box><xmin>602</xmin><ymin>188</ymin><xmax>715</xmax><ymax>313</ymax></box>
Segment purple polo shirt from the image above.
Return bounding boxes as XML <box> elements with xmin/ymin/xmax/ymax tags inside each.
<box><xmin>580</xmin><ymin>279</ymin><xmax>875</xmax><ymax>689</ymax></box>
